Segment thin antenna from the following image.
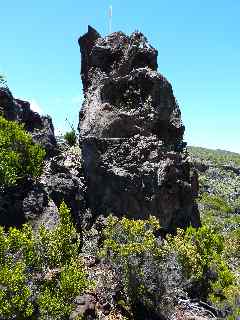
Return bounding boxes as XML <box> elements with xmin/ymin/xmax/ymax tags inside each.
<box><xmin>109</xmin><ymin>5</ymin><xmax>112</xmax><ymax>34</ymax></box>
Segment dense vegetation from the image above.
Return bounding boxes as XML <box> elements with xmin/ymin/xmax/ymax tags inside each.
<box><xmin>100</xmin><ymin>216</ymin><xmax>239</xmax><ymax>319</ymax></box>
<box><xmin>2</xmin><ymin>207</ymin><xmax>238</xmax><ymax>319</ymax></box>
<box><xmin>189</xmin><ymin>146</ymin><xmax>240</xmax><ymax>319</ymax></box>
<box><xmin>0</xmin><ymin>116</ymin><xmax>45</xmax><ymax>188</ymax></box>
<box><xmin>0</xmin><ymin>122</ymin><xmax>239</xmax><ymax>319</ymax></box>
<box><xmin>0</xmin><ymin>202</ymin><xmax>92</xmax><ymax>319</ymax></box>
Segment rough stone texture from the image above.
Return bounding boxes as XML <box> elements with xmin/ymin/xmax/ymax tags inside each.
<box><xmin>78</xmin><ymin>26</ymin><xmax>200</xmax><ymax>230</ymax></box>
<box><xmin>40</xmin><ymin>145</ymin><xmax>87</xmax><ymax>228</ymax></box>
<box><xmin>0</xmin><ymin>179</ymin><xmax>58</xmax><ymax>229</ymax></box>
<box><xmin>0</xmin><ymin>86</ymin><xmax>86</xmax><ymax>229</ymax></box>
<box><xmin>0</xmin><ymin>86</ymin><xmax>60</xmax><ymax>228</ymax></box>
<box><xmin>0</xmin><ymin>143</ymin><xmax>86</xmax><ymax>229</ymax></box>
<box><xmin>69</xmin><ymin>294</ymin><xmax>97</xmax><ymax>320</ymax></box>
<box><xmin>0</xmin><ymin>87</ymin><xmax>57</xmax><ymax>156</ymax></box>
<box><xmin>0</xmin><ymin>87</ymin><xmax>85</xmax><ymax>229</ymax></box>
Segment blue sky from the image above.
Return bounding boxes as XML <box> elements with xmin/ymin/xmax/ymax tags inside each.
<box><xmin>1</xmin><ymin>0</ymin><xmax>239</xmax><ymax>152</ymax></box>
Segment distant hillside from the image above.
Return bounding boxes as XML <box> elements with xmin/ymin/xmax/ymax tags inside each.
<box><xmin>188</xmin><ymin>146</ymin><xmax>240</xmax><ymax>168</ymax></box>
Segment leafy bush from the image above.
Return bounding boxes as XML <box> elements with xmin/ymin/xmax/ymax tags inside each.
<box><xmin>38</xmin><ymin>259</ymin><xmax>89</xmax><ymax>319</ymax></box>
<box><xmin>100</xmin><ymin>216</ymin><xmax>239</xmax><ymax>318</ymax></box>
<box><xmin>64</xmin><ymin>130</ymin><xmax>77</xmax><ymax>146</ymax></box>
<box><xmin>0</xmin><ymin>202</ymin><xmax>91</xmax><ymax>319</ymax></box>
<box><xmin>37</xmin><ymin>202</ymin><xmax>80</xmax><ymax>269</ymax></box>
<box><xmin>165</xmin><ymin>226</ymin><xmax>235</xmax><ymax>295</ymax></box>
<box><xmin>100</xmin><ymin>216</ymin><xmax>182</xmax><ymax>318</ymax></box>
<box><xmin>0</xmin><ymin>260</ymin><xmax>33</xmax><ymax>319</ymax></box>
<box><xmin>200</xmin><ymin>194</ymin><xmax>233</xmax><ymax>214</ymax></box>
<box><xmin>0</xmin><ymin>116</ymin><xmax>45</xmax><ymax>187</ymax></box>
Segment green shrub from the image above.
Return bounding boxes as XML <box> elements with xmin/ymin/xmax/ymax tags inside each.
<box><xmin>0</xmin><ymin>116</ymin><xmax>45</xmax><ymax>187</ymax></box>
<box><xmin>165</xmin><ymin>226</ymin><xmax>225</xmax><ymax>280</ymax></box>
<box><xmin>38</xmin><ymin>259</ymin><xmax>90</xmax><ymax>320</ymax></box>
<box><xmin>200</xmin><ymin>193</ymin><xmax>233</xmax><ymax>214</ymax></box>
<box><xmin>100</xmin><ymin>216</ymin><xmax>239</xmax><ymax>318</ymax></box>
<box><xmin>0</xmin><ymin>202</ymin><xmax>91</xmax><ymax>319</ymax></box>
<box><xmin>37</xmin><ymin>202</ymin><xmax>80</xmax><ymax>269</ymax></box>
<box><xmin>0</xmin><ymin>260</ymin><xmax>33</xmax><ymax>319</ymax></box>
<box><xmin>165</xmin><ymin>225</ymin><xmax>239</xmax><ymax>313</ymax></box>
<box><xmin>64</xmin><ymin>130</ymin><xmax>77</xmax><ymax>146</ymax></box>
<box><xmin>224</xmin><ymin>228</ymin><xmax>240</xmax><ymax>262</ymax></box>
<box><xmin>100</xmin><ymin>216</ymin><xmax>179</xmax><ymax>318</ymax></box>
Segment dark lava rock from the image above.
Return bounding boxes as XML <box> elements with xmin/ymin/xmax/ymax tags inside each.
<box><xmin>40</xmin><ymin>147</ymin><xmax>87</xmax><ymax>228</ymax></box>
<box><xmin>0</xmin><ymin>83</ymin><xmax>86</xmax><ymax>230</ymax></box>
<box><xmin>78</xmin><ymin>26</ymin><xmax>200</xmax><ymax>231</ymax></box>
<box><xmin>0</xmin><ymin>179</ymin><xmax>59</xmax><ymax>229</ymax></box>
<box><xmin>69</xmin><ymin>294</ymin><xmax>97</xmax><ymax>320</ymax></box>
<box><xmin>0</xmin><ymin>87</ymin><xmax>57</xmax><ymax>156</ymax></box>
<box><xmin>0</xmin><ymin>145</ymin><xmax>87</xmax><ymax>229</ymax></box>
<box><xmin>0</xmin><ymin>86</ymin><xmax>60</xmax><ymax>228</ymax></box>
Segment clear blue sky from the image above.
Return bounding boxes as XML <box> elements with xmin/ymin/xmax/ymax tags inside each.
<box><xmin>1</xmin><ymin>0</ymin><xmax>239</xmax><ymax>152</ymax></box>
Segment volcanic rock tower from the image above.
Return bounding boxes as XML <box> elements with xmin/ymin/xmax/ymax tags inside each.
<box><xmin>78</xmin><ymin>26</ymin><xmax>200</xmax><ymax>231</ymax></box>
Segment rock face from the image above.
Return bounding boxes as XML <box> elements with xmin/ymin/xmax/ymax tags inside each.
<box><xmin>78</xmin><ymin>26</ymin><xmax>200</xmax><ymax>230</ymax></box>
<box><xmin>0</xmin><ymin>87</ymin><xmax>56</xmax><ymax>155</ymax></box>
<box><xmin>0</xmin><ymin>86</ymin><xmax>86</xmax><ymax>229</ymax></box>
<box><xmin>0</xmin><ymin>144</ymin><xmax>86</xmax><ymax>229</ymax></box>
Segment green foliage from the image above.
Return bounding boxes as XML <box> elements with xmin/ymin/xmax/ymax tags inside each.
<box><xmin>101</xmin><ymin>216</ymin><xmax>239</xmax><ymax>318</ymax></box>
<box><xmin>0</xmin><ymin>202</ymin><xmax>91</xmax><ymax>320</ymax></box>
<box><xmin>165</xmin><ymin>226</ymin><xmax>236</xmax><ymax>296</ymax></box>
<box><xmin>100</xmin><ymin>215</ymin><xmax>161</xmax><ymax>259</ymax></box>
<box><xmin>0</xmin><ymin>224</ymin><xmax>35</xmax><ymax>319</ymax></box>
<box><xmin>166</xmin><ymin>225</ymin><xmax>240</xmax><ymax>316</ymax></box>
<box><xmin>100</xmin><ymin>216</ymin><xmax>166</xmax><ymax>316</ymax></box>
<box><xmin>38</xmin><ymin>259</ymin><xmax>90</xmax><ymax>320</ymax></box>
<box><xmin>0</xmin><ymin>116</ymin><xmax>45</xmax><ymax>187</ymax></box>
<box><xmin>64</xmin><ymin>130</ymin><xmax>77</xmax><ymax>146</ymax></box>
<box><xmin>165</xmin><ymin>226</ymin><xmax>223</xmax><ymax>280</ymax></box>
<box><xmin>224</xmin><ymin>228</ymin><xmax>240</xmax><ymax>262</ymax></box>
<box><xmin>37</xmin><ymin>202</ymin><xmax>80</xmax><ymax>269</ymax></box>
<box><xmin>64</xmin><ymin>129</ymin><xmax>77</xmax><ymax>147</ymax></box>
<box><xmin>200</xmin><ymin>194</ymin><xmax>233</xmax><ymax>213</ymax></box>
<box><xmin>0</xmin><ymin>260</ymin><xmax>33</xmax><ymax>319</ymax></box>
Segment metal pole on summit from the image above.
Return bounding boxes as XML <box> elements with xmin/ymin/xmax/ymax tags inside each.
<box><xmin>109</xmin><ymin>5</ymin><xmax>112</xmax><ymax>34</ymax></box>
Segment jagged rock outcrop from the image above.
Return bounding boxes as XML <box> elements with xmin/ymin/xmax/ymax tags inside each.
<box><xmin>0</xmin><ymin>87</ymin><xmax>56</xmax><ymax>155</ymax></box>
<box><xmin>0</xmin><ymin>144</ymin><xmax>86</xmax><ymax>229</ymax></box>
<box><xmin>0</xmin><ymin>179</ymin><xmax>59</xmax><ymax>229</ymax></box>
<box><xmin>78</xmin><ymin>26</ymin><xmax>200</xmax><ymax>231</ymax></box>
<box><xmin>39</xmin><ymin>145</ymin><xmax>87</xmax><ymax>228</ymax></box>
<box><xmin>0</xmin><ymin>86</ymin><xmax>86</xmax><ymax>229</ymax></box>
